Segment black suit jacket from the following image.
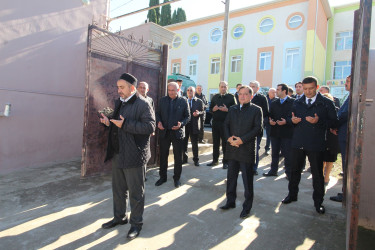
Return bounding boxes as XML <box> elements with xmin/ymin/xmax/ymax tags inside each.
<box><xmin>187</xmin><ymin>97</ymin><xmax>205</xmax><ymax>134</ymax></box>
<box><xmin>251</xmin><ymin>92</ymin><xmax>269</xmax><ymax>119</ymax></box>
<box><xmin>104</xmin><ymin>99</ymin><xmax>122</xmax><ymax>162</ymax></box>
<box><xmin>224</xmin><ymin>103</ymin><xmax>263</xmax><ymax>164</ymax></box>
<box><xmin>288</xmin><ymin>93</ymin><xmax>338</xmax><ymax>151</ymax></box>
<box><xmin>269</xmin><ymin>96</ymin><xmax>294</xmax><ymax>138</ymax></box>
<box><xmin>156</xmin><ymin>96</ymin><xmax>190</xmax><ymax>139</ymax></box>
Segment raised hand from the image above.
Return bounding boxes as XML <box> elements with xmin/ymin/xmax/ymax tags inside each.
<box><xmin>100</xmin><ymin>113</ymin><xmax>110</xmax><ymax>126</ymax></box>
<box><xmin>291</xmin><ymin>112</ymin><xmax>302</xmax><ymax>124</ymax></box>
<box><xmin>158</xmin><ymin>121</ymin><xmax>165</xmax><ymax>130</ymax></box>
<box><xmin>212</xmin><ymin>105</ymin><xmax>219</xmax><ymax>112</ymax></box>
<box><xmin>219</xmin><ymin>104</ymin><xmax>228</xmax><ymax>112</ymax></box>
<box><xmin>172</xmin><ymin>121</ymin><xmax>182</xmax><ymax>130</ymax></box>
<box><xmin>306</xmin><ymin>113</ymin><xmax>319</xmax><ymax>124</ymax></box>
<box><xmin>276</xmin><ymin>118</ymin><xmax>287</xmax><ymax>126</ymax></box>
<box><xmin>110</xmin><ymin>115</ymin><xmax>125</xmax><ymax>128</ymax></box>
<box><xmin>269</xmin><ymin>117</ymin><xmax>277</xmax><ymax>126</ymax></box>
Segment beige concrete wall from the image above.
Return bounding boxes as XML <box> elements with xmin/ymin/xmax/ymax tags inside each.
<box><xmin>0</xmin><ymin>0</ymin><xmax>108</xmax><ymax>173</ymax></box>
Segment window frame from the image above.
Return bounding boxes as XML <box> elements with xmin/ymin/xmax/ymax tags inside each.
<box><xmin>210</xmin><ymin>28</ymin><xmax>222</xmax><ymax>42</ymax></box>
<box><xmin>189</xmin><ymin>60</ymin><xmax>197</xmax><ymax>76</ymax></box>
<box><xmin>335</xmin><ymin>31</ymin><xmax>353</xmax><ymax>51</ymax></box>
<box><xmin>210</xmin><ymin>57</ymin><xmax>220</xmax><ymax>74</ymax></box>
<box><xmin>172</xmin><ymin>36</ymin><xmax>182</xmax><ymax>49</ymax></box>
<box><xmin>230</xmin><ymin>55</ymin><xmax>242</xmax><ymax>73</ymax></box>
<box><xmin>259</xmin><ymin>18</ymin><xmax>274</xmax><ymax>33</ymax></box>
<box><xmin>285</xmin><ymin>48</ymin><xmax>300</xmax><ymax>69</ymax></box>
<box><xmin>172</xmin><ymin>63</ymin><xmax>181</xmax><ymax>74</ymax></box>
<box><xmin>259</xmin><ymin>52</ymin><xmax>272</xmax><ymax>71</ymax></box>
<box><xmin>288</xmin><ymin>15</ymin><xmax>303</xmax><ymax>29</ymax></box>
<box><xmin>333</xmin><ymin>61</ymin><xmax>352</xmax><ymax>79</ymax></box>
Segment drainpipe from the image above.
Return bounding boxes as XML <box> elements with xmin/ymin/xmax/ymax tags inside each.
<box><xmin>312</xmin><ymin>0</ymin><xmax>319</xmax><ymax>77</ymax></box>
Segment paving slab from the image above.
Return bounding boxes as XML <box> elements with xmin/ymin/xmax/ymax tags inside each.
<box><xmin>0</xmin><ymin>141</ymin><xmax>346</xmax><ymax>249</ymax></box>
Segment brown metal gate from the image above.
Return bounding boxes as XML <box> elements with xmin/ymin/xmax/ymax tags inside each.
<box><xmin>81</xmin><ymin>25</ymin><xmax>168</xmax><ymax>177</ymax></box>
<box><xmin>345</xmin><ymin>0</ymin><xmax>373</xmax><ymax>249</ymax></box>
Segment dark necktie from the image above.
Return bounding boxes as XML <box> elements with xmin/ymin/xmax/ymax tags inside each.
<box><xmin>307</xmin><ymin>98</ymin><xmax>312</xmax><ymax>107</ymax></box>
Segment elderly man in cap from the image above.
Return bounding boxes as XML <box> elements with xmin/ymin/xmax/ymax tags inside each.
<box><xmin>99</xmin><ymin>73</ymin><xmax>155</xmax><ymax>240</ymax></box>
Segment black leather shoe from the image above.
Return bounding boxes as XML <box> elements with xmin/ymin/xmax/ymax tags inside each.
<box><xmin>174</xmin><ymin>180</ymin><xmax>181</xmax><ymax>188</ymax></box>
<box><xmin>315</xmin><ymin>205</ymin><xmax>325</xmax><ymax>214</ymax></box>
<box><xmin>223</xmin><ymin>163</ymin><xmax>228</xmax><ymax>169</ymax></box>
<box><xmin>220</xmin><ymin>203</ymin><xmax>236</xmax><ymax>210</ymax></box>
<box><xmin>127</xmin><ymin>226</ymin><xmax>141</xmax><ymax>240</ymax></box>
<box><xmin>194</xmin><ymin>161</ymin><xmax>200</xmax><ymax>167</ymax></box>
<box><xmin>199</xmin><ymin>139</ymin><xmax>206</xmax><ymax>144</ymax></box>
<box><xmin>253</xmin><ymin>170</ymin><xmax>258</xmax><ymax>175</ymax></box>
<box><xmin>263</xmin><ymin>172</ymin><xmax>278</xmax><ymax>177</ymax></box>
<box><xmin>282</xmin><ymin>195</ymin><xmax>297</xmax><ymax>204</ymax></box>
<box><xmin>240</xmin><ymin>209</ymin><xmax>250</xmax><ymax>219</ymax></box>
<box><xmin>102</xmin><ymin>218</ymin><xmax>128</xmax><ymax>229</ymax></box>
<box><xmin>155</xmin><ymin>179</ymin><xmax>167</xmax><ymax>186</ymax></box>
<box><xmin>330</xmin><ymin>193</ymin><xmax>343</xmax><ymax>202</ymax></box>
<box><xmin>207</xmin><ymin>161</ymin><xmax>219</xmax><ymax>166</ymax></box>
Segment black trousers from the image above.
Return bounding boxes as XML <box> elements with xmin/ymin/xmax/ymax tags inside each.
<box><xmin>270</xmin><ymin>137</ymin><xmax>292</xmax><ymax>177</ymax></box>
<box><xmin>288</xmin><ymin>148</ymin><xmax>325</xmax><ymax>206</ymax></box>
<box><xmin>183</xmin><ymin>123</ymin><xmax>199</xmax><ymax>163</ymax></box>
<box><xmin>159</xmin><ymin>130</ymin><xmax>183</xmax><ymax>181</ymax></box>
<box><xmin>226</xmin><ymin>160</ymin><xmax>254</xmax><ymax>212</ymax></box>
<box><xmin>253</xmin><ymin>135</ymin><xmax>262</xmax><ymax>170</ymax></box>
<box><xmin>112</xmin><ymin>154</ymin><xmax>145</xmax><ymax>228</ymax></box>
<box><xmin>212</xmin><ymin>122</ymin><xmax>227</xmax><ymax>163</ymax></box>
<box><xmin>265</xmin><ymin>122</ymin><xmax>271</xmax><ymax>151</ymax></box>
<box><xmin>199</xmin><ymin>113</ymin><xmax>206</xmax><ymax>141</ymax></box>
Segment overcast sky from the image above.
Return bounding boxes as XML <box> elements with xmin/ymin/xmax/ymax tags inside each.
<box><xmin>109</xmin><ymin>0</ymin><xmax>359</xmax><ymax>32</ymax></box>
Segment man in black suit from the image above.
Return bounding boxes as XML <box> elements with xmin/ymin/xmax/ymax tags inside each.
<box><xmin>99</xmin><ymin>73</ymin><xmax>155</xmax><ymax>240</ymax></box>
<box><xmin>195</xmin><ymin>84</ymin><xmax>208</xmax><ymax>143</ymax></box>
<box><xmin>319</xmin><ymin>86</ymin><xmax>341</xmax><ymax>108</ymax></box>
<box><xmin>234</xmin><ymin>83</ymin><xmax>242</xmax><ymax>104</ymax></box>
<box><xmin>155</xmin><ymin>82</ymin><xmax>190</xmax><ymax>188</ymax></box>
<box><xmin>263</xmin><ymin>83</ymin><xmax>294</xmax><ymax>178</ymax></box>
<box><xmin>207</xmin><ymin>81</ymin><xmax>237</xmax><ymax>169</ymax></box>
<box><xmin>220</xmin><ymin>86</ymin><xmax>262</xmax><ymax>219</ymax></box>
<box><xmin>183</xmin><ymin>86</ymin><xmax>205</xmax><ymax>166</ymax></box>
<box><xmin>249</xmin><ymin>80</ymin><xmax>269</xmax><ymax>175</ymax></box>
<box><xmin>282</xmin><ymin>76</ymin><xmax>338</xmax><ymax>214</ymax></box>
<box><xmin>294</xmin><ymin>82</ymin><xmax>304</xmax><ymax>100</ymax></box>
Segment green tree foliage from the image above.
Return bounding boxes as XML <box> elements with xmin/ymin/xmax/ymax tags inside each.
<box><xmin>171</xmin><ymin>9</ymin><xmax>178</xmax><ymax>24</ymax></box>
<box><xmin>147</xmin><ymin>0</ymin><xmax>160</xmax><ymax>24</ymax></box>
<box><xmin>171</xmin><ymin>7</ymin><xmax>186</xmax><ymax>24</ymax></box>
<box><xmin>148</xmin><ymin>9</ymin><xmax>158</xmax><ymax>24</ymax></box>
<box><xmin>160</xmin><ymin>0</ymin><xmax>172</xmax><ymax>26</ymax></box>
<box><xmin>176</xmin><ymin>8</ymin><xmax>186</xmax><ymax>23</ymax></box>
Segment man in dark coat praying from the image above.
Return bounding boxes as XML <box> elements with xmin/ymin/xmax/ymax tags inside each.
<box><xmin>220</xmin><ymin>85</ymin><xmax>262</xmax><ymax>219</ymax></box>
<box><xmin>99</xmin><ymin>73</ymin><xmax>155</xmax><ymax>240</ymax></box>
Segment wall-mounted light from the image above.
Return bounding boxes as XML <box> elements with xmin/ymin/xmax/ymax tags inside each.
<box><xmin>0</xmin><ymin>103</ymin><xmax>11</xmax><ymax>117</ymax></box>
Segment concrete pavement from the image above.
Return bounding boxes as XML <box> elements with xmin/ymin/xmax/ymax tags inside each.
<box><xmin>0</xmin><ymin>141</ymin><xmax>346</xmax><ymax>249</ymax></box>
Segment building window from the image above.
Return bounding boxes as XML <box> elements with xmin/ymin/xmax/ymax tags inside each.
<box><xmin>189</xmin><ymin>34</ymin><xmax>199</xmax><ymax>47</ymax></box>
<box><xmin>288</xmin><ymin>15</ymin><xmax>303</xmax><ymax>29</ymax></box>
<box><xmin>286</xmin><ymin>48</ymin><xmax>300</xmax><ymax>69</ymax></box>
<box><xmin>172</xmin><ymin>63</ymin><xmax>181</xmax><ymax>74</ymax></box>
<box><xmin>189</xmin><ymin>60</ymin><xmax>197</xmax><ymax>76</ymax></box>
<box><xmin>172</xmin><ymin>36</ymin><xmax>182</xmax><ymax>49</ymax></box>
<box><xmin>231</xmin><ymin>56</ymin><xmax>242</xmax><ymax>73</ymax></box>
<box><xmin>333</xmin><ymin>61</ymin><xmax>351</xmax><ymax>79</ymax></box>
<box><xmin>259</xmin><ymin>52</ymin><xmax>272</xmax><ymax>70</ymax></box>
<box><xmin>210</xmin><ymin>28</ymin><xmax>222</xmax><ymax>42</ymax></box>
<box><xmin>210</xmin><ymin>58</ymin><xmax>220</xmax><ymax>74</ymax></box>
<box><xmin>335</xmin><ymin>31</ymin><xmax>353</xmax><ymax>51</ymax></box>
<box><xmin>259</xmin><ymin>18</ymin><xmax>274</xmax><ymax>33</ymax></box>
<box><xmin>232</xmin><ymin>25</ymin><xmax>245</xmax><ymax>39</ymax></box>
